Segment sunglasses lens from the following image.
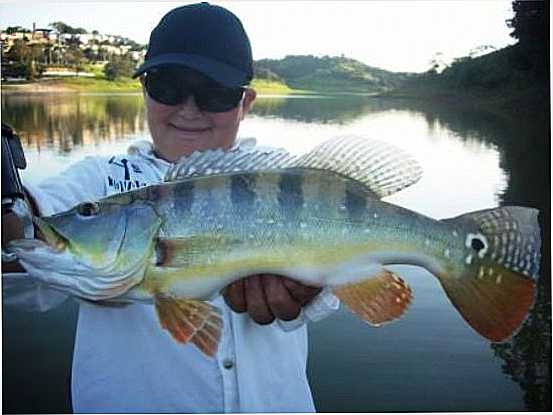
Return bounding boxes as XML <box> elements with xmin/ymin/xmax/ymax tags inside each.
<box><xmin>196</xmin><ymin>88</ymin><xmax>244</xmax><ymax>112</ymax></box>
<box><xmin>145</xmin><ymin>68</ymin><xmax>244</xmax><ymax>112</ymax></box>
<box><xmin>145</xmin><ymin>71</ymin><xmax>183</xmax><ymax>106</ymax></box>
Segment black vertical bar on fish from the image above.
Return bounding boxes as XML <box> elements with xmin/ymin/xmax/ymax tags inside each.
<box><xmin>231</xmin><ymin>173</ymin><xmax>256</xmax><ymax>216</ymax></box>
<box><xmin>278</xmin><ymin>171</ymin><xmax>304</xmax><ymax>217</ymax></box>
<box><xmin>345</xmin><ymin>181</ymin><xmax>368</xmax><ymax>220</ymax></box>
<box><xmin>174</xmin><ymin>181</ymin><xmax>195</xmax><ymax>217</ymax></box>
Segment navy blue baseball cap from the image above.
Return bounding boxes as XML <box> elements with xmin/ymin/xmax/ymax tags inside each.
<box><xmin>133</xmin><ymin>2</ymin><xmax>253</xmax><ymax>87</ymax></box>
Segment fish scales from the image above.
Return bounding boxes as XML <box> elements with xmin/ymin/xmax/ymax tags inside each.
<box><xmin>149</xmin><ymin>170</ymin><xmax>451</xmax><ymax>294</ymax></box>
<box><xmin>148</xmin><ymin>171</ymin><xmax>489</xmax><ymax>292</ymax></box>
<box><xmin>7</xmin><ymin>136</ymin><xmax>541</xmax><ymax>356</ymax></box>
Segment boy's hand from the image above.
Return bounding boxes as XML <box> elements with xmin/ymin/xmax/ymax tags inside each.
<box><xmin>223</xmin><ymin>275</ymin><xmax>322</xmax><ymax>324</ymax></box>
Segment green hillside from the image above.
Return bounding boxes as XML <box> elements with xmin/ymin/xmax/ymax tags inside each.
<box><xmin>255</xmin><ymin>55</ymin><xmax>412</xmax><ymax>93</ymax></box>
<box><xmin>383</xmin><ymin>1</ymin><xmax>548</xmax><ymax>117</ymax></box>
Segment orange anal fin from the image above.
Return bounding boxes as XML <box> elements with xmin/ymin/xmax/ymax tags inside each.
<box><xmin>439</xmin><ymin>268</ymin><xmax>535</xmax><ymax>342</ymax></box>
<box><xmin>332</xmin><ymin>270</ymin><xmax>412</xmax><ymax>326</ymax></box>
<box><xmin>154</xmin><ymin>296</ymin><xmax>222</xmax><ymax>357</ymax></box>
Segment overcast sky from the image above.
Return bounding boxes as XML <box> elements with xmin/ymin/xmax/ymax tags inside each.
<box><xmin>0</xmin><ymin>1</ymin><xmax>516</xmax><ymax>73</ymax></box>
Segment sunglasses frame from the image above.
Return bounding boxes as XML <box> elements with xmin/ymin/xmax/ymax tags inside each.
<box><xmin>144</xmin><ymin>68</ymin><xmax>247</xmax><ymax>113</ymax></box>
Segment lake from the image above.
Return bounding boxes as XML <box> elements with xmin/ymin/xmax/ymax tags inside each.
<box><xmin>2</xmin><ymin>92</ymin><xmax>550</xmax><ymax>413</ymax></box>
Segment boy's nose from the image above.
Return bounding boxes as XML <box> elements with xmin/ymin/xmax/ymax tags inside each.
<box><xmin>177</xmin><ymin>95</ymin><xmax>201</xmax><ymax>116</ymax></box>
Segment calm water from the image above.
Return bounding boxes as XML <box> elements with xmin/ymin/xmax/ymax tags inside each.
<box><xmin>2</xmin><ymin>92</ymin><xmax>550</xmax><ymax>413</ymax></box>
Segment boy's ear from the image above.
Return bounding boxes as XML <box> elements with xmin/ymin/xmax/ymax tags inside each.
<box><xmin>241</xmin><ymin>88</ymin><xmax>257</xmax><ymax>117</ymax></box>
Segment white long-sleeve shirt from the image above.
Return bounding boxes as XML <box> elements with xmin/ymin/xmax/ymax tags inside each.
<box><xmin>9</xmin><ymin>139</ymin><xmax>339</xmax><ymax>413</ymax></box>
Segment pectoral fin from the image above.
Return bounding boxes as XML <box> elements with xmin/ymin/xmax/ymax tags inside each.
<box><xmin>154</xmin><ymin>296</ymin><xmax>222</xmax><ymax>357</ymax></box>
<box><xmin>333</xmin><ymin>270</ymin><xmax>412</xmax><ymax>326</ymax></box>
<box><xmin>155</xmin><ymin>236</ymin><xmax>240</xmax><ymax>267</ymax></box>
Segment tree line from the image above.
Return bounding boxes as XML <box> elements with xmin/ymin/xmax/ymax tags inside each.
<box><xmin>255</xmin><ymin>55</ymin><xmax>411</xmax><ymax>93</ymax></box>
<box><xmin>416</xmin><ymin>1</ymin><xmax>547</xmax><ymax>91</ymax></box>
<box><xmin>2</xmin><ymin>21</ymin><xmax>143</xmax><ymax>81</ymax></box>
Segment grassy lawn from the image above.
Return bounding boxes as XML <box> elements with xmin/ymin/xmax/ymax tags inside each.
<box><xmin>2</xmin><ymin>75</ymin><xmax>305</xmax><ymax>95</ymax></box>
<box><xmin>57</xmin><ymin>76</ymin><xmax>142</xmax><ymax>92</ymax></box>
<box><xmin>250</xmin><ymin>79</ymin><xmax>301</xmax><ymax>95</ymax></box>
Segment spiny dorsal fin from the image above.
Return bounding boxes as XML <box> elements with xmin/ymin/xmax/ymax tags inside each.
<box><xmin>333</xmin><ymin>270</ymin><xmax>413</xmax><ymax>326</ymax></box>
<box><xmin>165</xmin><ymin>136</ymin><xmax>422</xmax><ymax>198</ymax></box>
<box><xmin>290</xmin><ymin>135</ymin><xmax>422</xmax><ymax>198</ymax></box>
<box><xmin>154</xmin><ymin>296</ymin><xmax>222</xmax><ymax>357</ymax></box>
<box><xmin>165</xmin><ymin>139</ymin><xmax>297</xmax><ymax>182</ymax></box>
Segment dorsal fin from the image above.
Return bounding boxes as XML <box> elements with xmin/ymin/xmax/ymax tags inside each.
<box><xmin>165</xmin><ymin>135</ymin><xmax>422</xmax><ymax>198</ymax></box>
<box><xmin>290</xmin><ymin>135</ymin><xmax>422</xmax><ymax>198</ymax></box>
<box><xmin>164</xmin><ymin>139</ymin><xmax>297</xmax><ymax>182</ymax></box>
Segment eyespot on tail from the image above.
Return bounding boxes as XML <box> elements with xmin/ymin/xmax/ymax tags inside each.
<box><xmin>154</xmin><ymin>296</ymin><xmax>222</xmax><ymax>357</ymax></box>
<box><xmin>441</xmin><ymin>206</ymin><xmax>541</xmax><ymax>342</ymax></box>
<box><xmin>332</xmin><ymin>270</ymin><xmax>413</xmax><ymax>326</ymax></box>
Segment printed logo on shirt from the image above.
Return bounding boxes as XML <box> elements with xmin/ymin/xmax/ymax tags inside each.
<box><xmin>107</xmin><ymin>157</ymin><xmax>148</xmax><ymax>193</ymax></box>
<box><xmin>108</xmin><ymin>157</ymin><xmax>143</xmax><ymax>178</ymax></box>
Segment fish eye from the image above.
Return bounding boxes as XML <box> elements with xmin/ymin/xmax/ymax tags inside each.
<box><xmin>471</xmin><ymin>237</ymin><xmax>485</xmax><ymax>252</ymax></box>
<box><xmin>77</xmin><ymin>202</ymin><xmax>100</xmax><ymax>217</ymax></box>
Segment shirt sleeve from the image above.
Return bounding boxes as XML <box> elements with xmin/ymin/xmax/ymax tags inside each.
<box><xmin>24</xmin><ymin>156</ymin><xmax>108</xmax><ymax>216</ymax></box>
<box><xmin>4</xmin><ymin>157</ymin><xmax>108</xmax><ymax>312</ymax></box>
<box><xmin>277</xmin><ymin>288</ymin><xmax>340</xmax><ymax>332</ymax></box>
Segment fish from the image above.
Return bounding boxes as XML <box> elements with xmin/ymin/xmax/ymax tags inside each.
<box><xmin>6</xmin><ymin>135</ymin><xmax>541</xmax><ymax>357</ymax></box>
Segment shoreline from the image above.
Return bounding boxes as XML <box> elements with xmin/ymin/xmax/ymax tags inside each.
<box><xmin>1</xmin><ymin>77</ymin><xmax>142</xmax><ymax>94</ymax></box>
<box><xmin>3</xmin><ymin>79</ymin><xmax>544</xmax><ymax>123</ymax></box>
<box><xmin>1</xmin><ymin>77</ymin><xmax>302</xmax><ymax>96</ymax></box>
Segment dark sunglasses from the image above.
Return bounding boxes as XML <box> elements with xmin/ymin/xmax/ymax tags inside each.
<box><xmin>144</xmin><ymin>68</ymin><xmax>245</xmax><ymax>112</ymax></box>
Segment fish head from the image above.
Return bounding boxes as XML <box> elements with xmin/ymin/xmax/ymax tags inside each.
<box><xmin>35</xmin><ymin>199</ymin><xmax>161</xmax><ymax>269</ymax></box>
<box><xmin>6</xmin><ymin>198</ymin><xmax>162</xmax><ymax>301</ymax></box>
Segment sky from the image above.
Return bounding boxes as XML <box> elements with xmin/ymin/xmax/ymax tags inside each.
<box><xmin>0</xmin><ymin>1</ymin><xmax>516</xmax><ymax>73</ymax></box>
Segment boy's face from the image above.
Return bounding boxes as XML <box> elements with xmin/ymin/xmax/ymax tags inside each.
<box><xmin>143</xmin><ymin>68</ymin><xmax>256</xmax><ymax>162</ymax></box>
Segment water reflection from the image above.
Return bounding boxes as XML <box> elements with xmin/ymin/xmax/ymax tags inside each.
<box><xmin>1</xmin><ymin>94</ymin><xmax>147</xmax><ymax>154</ymax></box>
<box><xmin>1</xmin><ymin>92</ymin><xmax>549</xmax><ymax>412</ymax></box>
<box><xmin>375</xmin><ymin>98</ymin><xmax>551</xmax><ymax>411</ymax></box>
<box><xmin>253</xmin><ymin>93</ymin><xmax>410</xmax><ymax>124</ymax></box>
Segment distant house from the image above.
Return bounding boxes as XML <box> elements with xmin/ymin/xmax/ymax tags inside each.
<box><xmin>0</xmin><ymin>23</ymin><xmax>147</xmax><ymax>65</ymax></box>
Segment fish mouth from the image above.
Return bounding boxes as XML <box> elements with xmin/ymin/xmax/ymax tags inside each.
<box><xmin>33</xmin><ymin>216</ymin><xmax>69</xmax><ymax>252</ymax></box>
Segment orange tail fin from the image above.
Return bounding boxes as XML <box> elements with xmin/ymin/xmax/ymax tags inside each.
<box><xmin>438</xmin><ymin>269</ymin><xmax>534</xmax><ymax>342</ymax></box>
<box><xmin>441</xmin><ymin>206</ymin><xmax>540</xmax><ymax>341</ymax></box>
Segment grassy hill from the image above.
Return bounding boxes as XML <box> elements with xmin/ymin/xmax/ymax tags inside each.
<box><xmin>381</xmin><ymin>43</ymin><xmax>549</xmax><ymax>118</ymax></box>
<box><xmin>255</xmin><ymin>55</ymin><xmax>412</xmax><ymax>93</ymax></box>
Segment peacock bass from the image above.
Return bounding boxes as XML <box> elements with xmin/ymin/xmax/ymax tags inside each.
<box><xmin>6</xmin><ymin>136</ymin><xmax>541</xmax><ymax>356</ymax></box>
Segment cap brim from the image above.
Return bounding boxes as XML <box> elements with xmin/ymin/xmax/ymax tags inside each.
<box><xmin>132</xmin><ymin>53</ymin><xmax>249</xmax><ymax>88</ymax></box>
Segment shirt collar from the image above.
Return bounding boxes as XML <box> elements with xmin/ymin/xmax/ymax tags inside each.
<box><xmin>126</xmin><ymin>138</ymin><xmax>258</xmax><ymax>168</ymax></box>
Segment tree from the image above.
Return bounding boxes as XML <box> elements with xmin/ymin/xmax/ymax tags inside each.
<box><xmin>49</xmin><ymin>21</ymin><xmax>72</xmax><ymax>34</ymax></box>
<box><xmin>49</xmin><ymin>21</ymin><xmax>87</xmax><ymax>34</ymax></box>
<box><xmin>506</xmin><ymin>1</ymin><xmax>546</xmax><ymax>45</ymax></box>
<box><xmin>427</xmin><ymin>52</ymin><xmax>447</xmax><ymax>74</ymax></box>
<box><xmin>65</xmin><ymin>45</ymin><xmax>85</xmax><ymax>75</ymax></box>
<box><xmin>253</xmin><ymin>66</ymin><xmax>282</xmax><ymax>82</ymax></box>
<box><xmin>5</xmin><ymin>39</ymin><xmax>31</xmax><ymax>62</ymax></box>
<box><xmin>5</xmin><ymin>26</ymin><xmax>29</xmax><ymax>34</ymax></box>
<box><xmin>103</xmin><ymin>54</ymin><xmax>135</xmax><ymax>80</ymax></box>
<box><xmin>3</xmin><ymin>39</ymin><xmax>44</xmax><ymax>79</ymax></box>
<box><xmin>506</xmin><ymin>1</ymin><xmax>547</xmax><ymax>77</ymax></box>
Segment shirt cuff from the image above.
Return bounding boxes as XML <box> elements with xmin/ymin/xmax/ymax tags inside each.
<box><xmin>3</xmin><ymin>272</ymin><xmax>69</xmax><ymax>312</ymax></box>
<box><xmin>277</xmin><ymin>288</ymin><xmax>340</xmax><ymax>332</ymax></box>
